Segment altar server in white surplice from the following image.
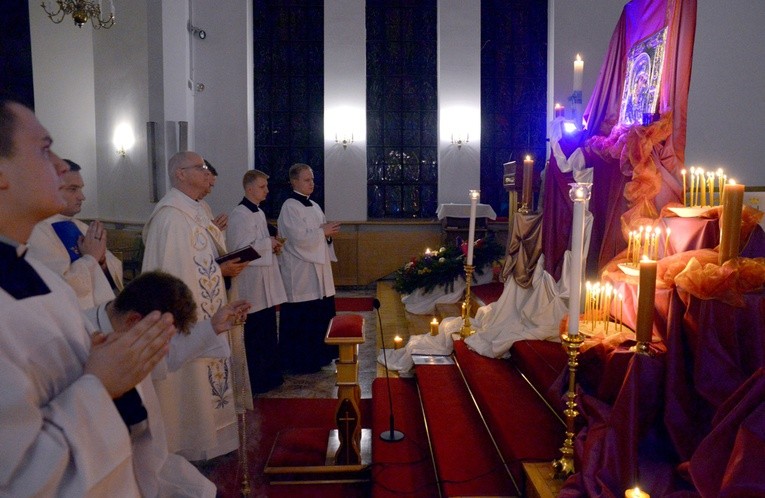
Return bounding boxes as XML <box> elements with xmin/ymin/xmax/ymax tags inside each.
<box><xmin>277</xmin><ymin>163</ymin><xmax>340</xmax><ymax>373</ymax></box>
<box><xmin>85</xmin><ymin>271</ymin><xmax>250</xmax><ymax>498</ymax></box>
<box><xmin>28</xmin><ymin>158</ymin><xmax>123</xmax><ymax>309</ymax></box>
<box><xmin>227</xmin><ymin>169</ymin><xmax>287</xmax><ymax>393</ymax></box>
<box><xmin>0</xmin><ymin>98</ymin><xmax>175</xmax><ymax>497</ymax></box>
<box><xmin>142</xmin><ymin>151</ymin><xmax>248</xmax><ymax>462</ymax></box>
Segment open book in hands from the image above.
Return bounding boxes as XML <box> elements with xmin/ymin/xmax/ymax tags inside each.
<box><xmin>215</xmin><ymin>245</ymin><xmax>261</xmax><ymax>265</ymax></box>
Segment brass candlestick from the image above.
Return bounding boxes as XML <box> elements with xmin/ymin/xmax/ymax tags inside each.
<box><xmin>552</xmin><ymin>332</ymin><xmax>585</xmax><ymax>479</ymax></box>
<box><xmin>460</xmin><ymin>264</ymin><xmax>476</xmax><ymax>338</ymax></box>
<box><xmin>518</xmin><ymin>203</ymin><xmax>531</xmax><ymax>215</ymax></box>
<box><xmin>631</xmin><ymin>341</ymin><xmax>653</xmax><ymax>356</ymax></box>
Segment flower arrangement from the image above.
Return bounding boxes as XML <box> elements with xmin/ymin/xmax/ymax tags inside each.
<box><xmin>393</xmin><ymin>235</ymin><xmax>505</xmax><ymax>295</ymax></box>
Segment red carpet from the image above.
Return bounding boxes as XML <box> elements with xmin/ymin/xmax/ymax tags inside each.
<box><xmin>202</xmin><ymin>397</ymin><xmax>372</xmax><ymax>497</ymax></box>
<box><xmin>335</xmin><ymin>297</ymin><xmax>375</xmax><ymax>312</ymax></box>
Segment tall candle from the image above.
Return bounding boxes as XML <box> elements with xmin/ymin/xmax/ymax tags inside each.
<box><xmin>636</xmin><ymin>258</ymin><xmax>657</xmax><ymax>343</ymax></box>
<box><xmin>567</xmin><ymin>183</ymin><xmax>591</xmax><ymax>337</ymax></box>
<box><xmin>719</xmin><ymin>181</ymin><xmax>745</xmax><ymax>264</ymax></box>
<box><xmin>554</xmin><ymin>103</ymin><xmax>565</xmax><ymax>118</ymax></box>
<box><xmin>573</xmin><ymin>54</ymin><xmax>584</xmax><ymax>93</ymax></box>
<box><xmin>522</xmin><ymin>155</ymin><xmax>534</xmax><ymax>210</ymax></box>
<box><xmin>466</xmin><ymin>190</ymin><xmax>480</xmax><ymax>265</ymax></box>
<box><xmin>699</xmin><ymin>168</ymin><xmax>706</xmax><ymax>206</ymax></box>
<box><xmin>681</xmin><ymin>169</ymin><xmax>687</xmax><ymax>206</ymax></box>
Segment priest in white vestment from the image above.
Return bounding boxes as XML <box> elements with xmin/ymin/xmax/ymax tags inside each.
<box><xmin>0</xmin><ymin>99</ymin><xmax>175</xmax><ymax>497</ymax></box>
<box><xmin>227</xmin><ymin>169</ymin><xmax>287</xmax><ymax>393</ymax></box>
<box><xmin>142</xmin><ymin>151</ymin><xmax>248</xmax><ymax>461</ymax></box>
<box><xmin>277</xmin><ymin>163</ymin><xmax>340</xmax><ymax>373</ymax></box>
<box><xmin>28</xmin><ymin>159</ymin><xmax>123</xmax><ymax>309</ymax></box>
<box><xmin>85</xmin><ymin>271</ymin><xmax>250</xmax><ymax>497</ymax></box>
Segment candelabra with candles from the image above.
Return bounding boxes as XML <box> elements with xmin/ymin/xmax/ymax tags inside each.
<box><xmin>552</xmin><ymin>182</ymin><xmax>591</xmax><ymax>479</ymax></box>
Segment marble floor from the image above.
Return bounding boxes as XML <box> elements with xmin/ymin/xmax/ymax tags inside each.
<box><xmin>259</xmin><ymin>285</ymin><xmax>380</xmax><ymax>399</ymax></box>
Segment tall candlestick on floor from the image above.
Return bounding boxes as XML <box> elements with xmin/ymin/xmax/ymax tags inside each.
<box><xmin>462</xmin><ymin>190</ymin><xmax>481</xmax><ymax>338</ymax></box>
<box><xmin>553</xmin><ymin>182</ymin><xmax>591</xmax><ymax>479</ymax></box>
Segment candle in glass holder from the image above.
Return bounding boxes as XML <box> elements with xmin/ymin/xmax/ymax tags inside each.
<box><xmin>466</xmin><ymin>190</ymin><xmax>480</xmax><ymax>265</ymax></box>
<box><xmin>393</xmin><ymin>336</ymin><xmax>403</xmax><ymax>350</ymax></box>
<box><xmin>719</xmin><ymin>180</ymin><xmax>745</xmax><ymax>264</ymax></box>
<box><xmin>430</xmin><ymin>317</ymin><xmax>439</xmax><ymax>335</ymax></box>
<box><xmin>636</xmin><ymin>257</ymin><xmax>657</xmax><ymax>343</ymax></box>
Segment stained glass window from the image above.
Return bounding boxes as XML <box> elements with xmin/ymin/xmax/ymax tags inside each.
<box><xmin>366</xmin><ymin>0</ymin><xmax>438</xmax><ymax>218</ymax></box>
<box><xmin>253</xmin><ymin>0</ymin><xmax>324</xmax><ymax>214</ymax></box>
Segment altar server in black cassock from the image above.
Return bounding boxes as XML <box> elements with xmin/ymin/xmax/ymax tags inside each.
<box><xmin>227</xmin><ymin>169</ymin><xmax>287</xmax><ymax>392</ymax></box>
<box><xmin>277</xmin><ymin>163</ymin><xmax>341</xmax><ymax>373</ymax></box>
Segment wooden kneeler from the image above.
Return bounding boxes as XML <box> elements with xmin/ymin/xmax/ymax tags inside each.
<box><xmin>325</xmin><ymin>314</ymin><xmax>366</xmax><ymax>466</ymax></box>
<box><xmin>263</xmin><ymin>313</ymin><xmax>370</xmax><ymax>483</ymax></box>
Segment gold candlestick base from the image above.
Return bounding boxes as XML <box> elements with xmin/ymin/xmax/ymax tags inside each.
<box><xmin>460</xmin><ymin>264</ymin><xmax>476</xmax><ymax>338</ymax></box>
<box><xmin>552</xmin><ymin>332</ymin><xmax>585</xmax><ymax>479</ymax></box>
<box><xmin>630</xmin><ymin>341</ymin><xmax>653</xmax><ymax>356</ymax></box>
<box><xmin>518</xmin><ymin>203</ymin><xmax>531</xmax><ymax>215</ymax></box>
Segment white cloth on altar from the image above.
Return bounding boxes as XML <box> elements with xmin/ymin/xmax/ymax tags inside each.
<box><xmin>0</xmin><ymin>254</ymin><xmax>140</xmax><ymax>497</ymax></box>
<box><xmin>142</xmin><ymin>187</ymin><xmax>237</xmax><ymax>461</ymax></box>
<box><xmin>277</xmin><ymin>196</ymin><xmax>337</xmax><ymax>302</ymax></box>
<box><xmin>85</xmin><ymin>305</ymin><xmax>217</xmax><ymax>498</ymax></box>
<box><xmin>436</xmin><ymin>203</ymin><xmax>498</xmax><ymax>220</ymax></box>
<box><xmin>227</xmin><ymin>204</ymin><xmax>287</xmax><ymax>313</ymax></box>
<box><xmin>376</xmin><ymin>322</ymin><xmax>457</xmax><ymax>373</ymax></box>
<box><xmin>28</xmin><ymin>214</ymin><xmax>123</xmax><ymax>309</ymax></box>
<box><xmin>400</xmin><ymin>267</ymin><xmax>495</xmax><ymax>315</ymax></box>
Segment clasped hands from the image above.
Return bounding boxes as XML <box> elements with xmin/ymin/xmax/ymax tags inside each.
<box><xmin>78</xmin><ymin>220</ymin><xmax>107</xmax><ymax>267</ymax></box>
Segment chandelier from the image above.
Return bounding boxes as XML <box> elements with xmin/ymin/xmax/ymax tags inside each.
<box><xmin>41</xmin><ymin>1</ymin><xmax>115</xmax><ymax>29</ymax></box>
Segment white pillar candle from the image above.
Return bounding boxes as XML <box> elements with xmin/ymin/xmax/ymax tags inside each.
<box><xmin>573</xmin><ymin>54</ymin><xmax>583</xmax><ymax>93</ymax></box>
<box><xmin>466</xmin><ymin>190</ymin><xmax>480</xmax><ymax>266</ymax></box>
<box><xmin>567</xmin><ymin>183</ymin><xmax>591</xmax><ymax>336</ymax></box>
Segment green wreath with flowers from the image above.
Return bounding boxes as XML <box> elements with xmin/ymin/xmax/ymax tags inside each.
<box><xmin>393</xmin><ymin>236</ymin><xmax>505</xmax><ymax>295</ymax></box>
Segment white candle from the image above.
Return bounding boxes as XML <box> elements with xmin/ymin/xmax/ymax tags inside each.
<box><xmin>466</xmin><ymin>190</ymin><xmax>480</xmax><ymax>266</ymax></box>
<box><xmin>568</xmin><ymin>183</ymin><xmax>591</xmax><ymax>336</ymax></box>
<box><xmin>573</xmin><ymin>54</ymin><xmax>584</xmax><ymax>93</ymax></box>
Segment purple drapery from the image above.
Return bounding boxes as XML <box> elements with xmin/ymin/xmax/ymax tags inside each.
<box><xmin>542</xmin><ymin>0</ymin><xmax>697</xmax><ymax>279</ymax></box>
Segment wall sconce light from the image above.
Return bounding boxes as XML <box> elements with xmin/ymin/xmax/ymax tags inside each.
<box><xmin>451</xmin><ymin>133</ymin><xmax>469</xmax><ymax>149</ymax></box>
<box><xmin>335</xmin><ymin>133</ymin><xmax>354</xmax><ymax>149</ymax></box>
<box><xmin>113</xmin><ymin>123</ymin><xmax>135</xmax><ymax>157</ymax></box>
<box><xmin>187</xmin><ymin>21</ymin><xmax>207</xmax><ymax>39</ymax></box>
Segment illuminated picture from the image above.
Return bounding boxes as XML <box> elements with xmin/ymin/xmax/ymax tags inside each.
<box><xmin>619</xmin><ymin>27</ymin><xmax>667</xmax><ymax>126</ymax></box>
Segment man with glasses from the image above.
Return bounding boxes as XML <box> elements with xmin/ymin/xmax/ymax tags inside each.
<box><xmin>142</xmin><ymin>151</ymin><xmax>249</xmax><ymax>462</ymax></box>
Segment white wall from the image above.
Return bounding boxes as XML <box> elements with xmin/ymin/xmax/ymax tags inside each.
<box><xmin>437</xmin><ymin>0</ymin><xmax>482</xmax><ymax>203</ymax></box>
<box><xmin>191</xmin><ymin>0</ymin><xmax>253</xmax><ymax>217</ymax></box>
<box><xmin>28</xmin><ymin>3</ymin><xmax>99</xmax><ymax>218</ymax></box>
<box><xmin>685</xmin><ymin>2</ymin><xmax>765</xmax><ymax>186</ymax></box>
<box><xmin>324</xmin><ymin>0</ymin><xmax>367</xmax><ymax>221</ymax></box>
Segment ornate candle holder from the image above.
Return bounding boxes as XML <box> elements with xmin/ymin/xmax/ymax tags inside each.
<box><xmin>518</xmin><ymin>203</ymin><xmax>531</xmax><ymax>215</ymax></box>
<box><xmin>238</xmin><ymin>411</ymin><xmax>251</xmax><ymax>496</ymax></box>
<box><xmin>460</xmin><ymin>264</ymin><xmax>476</xmax><ymax>338</ymax></box>
<box><xmin>552</xmin><ymin>331</ymin><xmax>585</xmax><ymax>479</ymax></box>
<box><xmin>631</xmin><ymin>341</ymin><xmax>653</xmax><ymax>356</ymax></box>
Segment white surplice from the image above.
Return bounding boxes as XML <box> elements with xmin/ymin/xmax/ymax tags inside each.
<box><xmin>84</xmin><ymin>305</ymin><xmax>220</xmax><ymax>498</ymax></box>
<box><xmin>277</xmin><ymin>196</ymin><xmax>337</xmax><ymax>302</ymax></box>
<box><xmin>227</xmin><ymin>204</ymin><xmax>287</xmax><ymax>312</ymax></box>
<box><xmin>0</xmin><ymin>249</ymin><xmax>139</xmax><ymax>497</ymax></box>
<box><xmin>28</xmin><ymin>214</ymin><xmax>123</xmax><ymax>309</ymax></box>
<box><xmin>142</xmin><ymin>188</ymin><xmax>237</xmax><ymax>461</ymax></box>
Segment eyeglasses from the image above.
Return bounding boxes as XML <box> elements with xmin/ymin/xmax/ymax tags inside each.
<box><xmin>180</xmin><ymin>163</ymin><xmax>210</xmax><ymax>172</ymax></box>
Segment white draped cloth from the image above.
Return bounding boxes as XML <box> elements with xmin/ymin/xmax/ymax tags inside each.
<box><xmin>227</xmin><ymin>204</ymin><xmax>287</xmax><ymax>312</ymax></box>
<box><xmin>0</xmin><ymin>250</ymin><xmax>139</xmax><ymax>497</ymax></box>
<box><xmin>28</xmin><ymin>214</ymin><xmax>123</xmax><ymax>309</ymax></box>
<box><xmin>142</xmin><ymin>188</ymin><xmax>237</xmax><ymax>461</ymax></box>
<box><xmin>277</xmin><ymin>196</ymin><xmax>337</xmax><ymax>302</ymax></box>
<box><xmin>380</xmin><ymin>211</ymin><xmax>594</xmax><ymax>369</ymax></box>
<box><xmin>85</xmin><ymin>305</ymin><xmax>218</xmax><ymax>498</ymax></box>
<box><xmin>400</xmin><ymin>267</ymin><xmax>495</xmax><ymax>315</ymax></box>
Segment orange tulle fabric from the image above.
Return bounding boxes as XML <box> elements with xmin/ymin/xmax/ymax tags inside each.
<box><xmin>673</xmin><ymin>256</ymin><xmax>765</xmax><ymax>307</ymax></box>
